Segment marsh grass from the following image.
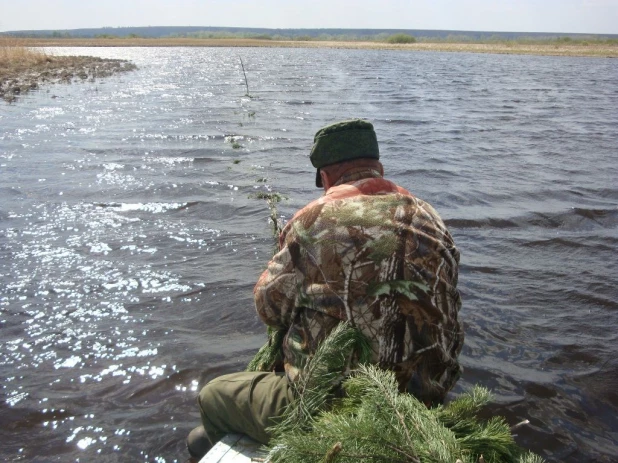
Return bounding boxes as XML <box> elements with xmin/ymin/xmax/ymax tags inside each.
<box><xmin>8</xmin><ymin>36</ymin><xmax>618</xmax><ymax>58</ymax></box>
<box><xmin>0</xmin><ymin>37</ymin><xmax>49</xmax><ymax>68</ymax></box>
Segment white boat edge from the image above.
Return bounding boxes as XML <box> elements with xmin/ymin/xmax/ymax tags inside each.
<box><xmin>198</xmin><ymin>433</ymin><xmax>266</xmax><ymax>463</ymax></box>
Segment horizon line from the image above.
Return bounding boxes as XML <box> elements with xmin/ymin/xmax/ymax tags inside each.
<box><xmin>2</xmin><ymin>25</ymin><xmax>617</xmax><ymax>37</ymax></box>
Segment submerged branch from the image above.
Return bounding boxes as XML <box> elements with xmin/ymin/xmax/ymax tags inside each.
<box><xmin>239</xmin><ymin>55</ymin><xmax>250</xmax><ymax>96</ymax></box>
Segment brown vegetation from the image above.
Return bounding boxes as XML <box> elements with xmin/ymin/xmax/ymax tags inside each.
<box><xmin>12</xmin><ymin>36</ymin><xmax>618</xmax><ymax>58</ymax></box>
<box><xmin>2</xmin><ymin>34</ymin><xmax>615</xmax><ymax>103</ymax></box>
<box><xmin>1</xmin><ymin>38</ymin><xmax>136</xmax><ymax>102</ymax></box>
<box><xmin>0</xmin><ymin>38</ymin><xmax>50</xmax><ymax>67</ymax></box>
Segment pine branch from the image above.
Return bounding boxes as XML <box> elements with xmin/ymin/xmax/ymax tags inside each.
<box><xmin>272</xmin><ymin>323</ymin><xmax>372</xmax><ymax>436</ymax></box>
<box><xmin>518</xmin><ymin>453</ymin><xmax>545</xmax><ymax>463</ymax></box>
<box><xmin>353</xmin><ymin>364</ymin><xmax>417</xmax><ymax>451</ymax></box>
<box><xmin>268</xmin><ymin>360</ymin><xmax>545</xmax><ymax>463</ymax></box>
<box><xmin>258</xmin><ymin>318</ymin><xmax>544</xmax><ymax>463</ymax></box>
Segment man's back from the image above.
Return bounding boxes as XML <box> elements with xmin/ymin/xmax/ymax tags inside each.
<box><xmin>254</xmin><ymin>173</ymin><xmax>463</xmax><ymax>405</ymax></box>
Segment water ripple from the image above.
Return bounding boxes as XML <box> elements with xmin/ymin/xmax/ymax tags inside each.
<box><xmin>1</xmin><ymin>46</ymin><xmax>617</xmax><ymax>463</ymax></box>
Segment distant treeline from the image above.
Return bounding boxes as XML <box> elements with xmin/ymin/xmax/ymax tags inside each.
<box><xmin>3</xmin><ymin>26</ymin><xmax>617</xmax><ymax>44</ymax></box>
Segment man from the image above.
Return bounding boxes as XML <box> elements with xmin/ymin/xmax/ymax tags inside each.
<box><xmin>187</xmin><ymin>119</ymin><xmax>463</xmax><ymax>459</ymax></box>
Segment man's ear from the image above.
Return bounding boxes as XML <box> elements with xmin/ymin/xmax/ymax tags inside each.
<box><xmin>320</xmin><ymin>170</ymin><xmax>330</xmax><ymax>191</ymax></box>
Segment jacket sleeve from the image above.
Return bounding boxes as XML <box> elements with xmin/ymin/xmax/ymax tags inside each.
<box><xmin>253</xmin><ymin>239</ymin><xmax>298</xmax><ymax>329</ymax></box>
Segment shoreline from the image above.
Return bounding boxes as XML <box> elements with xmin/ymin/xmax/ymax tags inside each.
<box><xmin>2</xmin><ymin>36</ymin><xmax>615</xmax><ymax>102</ymax></box>
<box><xmin>16</xmin><ymin>37</ymin><xmax>618</xmax><ymax>58</ymax></box>
<box><xmin>0</xmin><ymin>54</ymin><xmax>136</xmax><ymax>102</ymax></box>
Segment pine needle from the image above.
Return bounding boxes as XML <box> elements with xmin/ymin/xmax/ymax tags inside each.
<box><xmin>272</xmin><ymin>322</ymin><xmax>372</xmax><ymax>435</ymax></box>
<box><xmin>246</xmin><ymin>326</ymin><xmax>285</xmax><ymax>372</ymax></box>
<box><xmin>265</xmin><ymin>326</ymin><xmax>545</xmax><ymax>463</ymax></box>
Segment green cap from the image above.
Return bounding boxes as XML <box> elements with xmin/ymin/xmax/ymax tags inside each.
<box><xmin>310</xmin><ymin>119</ymin><xmax>380</xmax><ymax>187</ymax></box>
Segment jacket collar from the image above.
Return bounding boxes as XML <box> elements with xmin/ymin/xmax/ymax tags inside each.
<box><xmin>332</xmin><ymin>168</ymin><xmax>383</xmax><ymax>187</ymax></box>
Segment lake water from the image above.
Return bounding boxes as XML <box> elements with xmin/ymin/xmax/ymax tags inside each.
<box><xmin>1</xmin><ymin>46</ymin><xmax>616</xmax><ymax>462</ymax></box>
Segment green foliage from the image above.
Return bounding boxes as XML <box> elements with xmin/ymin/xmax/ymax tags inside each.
<box><xmin>51</xmin><ymin>31</ymin><xmax>72</xmax><ymax>38</ymax></box>
<box><xmin>269</xmin><ymin>323</ymin><xmax>373</xmax><ymax>435</ymax></box>
<box><xmin>249</xmin><ymin>34</ymin><xmax>273</xmax><ymax>40</ymax></box>
<box><xmin>519</xmin><ymin>453</ymin><xmax>546</xmax><ymax>463</ymax></box>
<box><xmin>248</xmin><ymin>190</ymin><xmax>287</xmax><ymax>252</ymax></box>
<box><xmin>188</xmin><ymin>30</ymin><xmax>236</xmax><ymax>39</ymax></box>
<box><xmin>386</xmin><ymin>33</ymin><xmax>417</xmax><ymax>44</ymax></box>
<box><xmin>250</xmin><ymin>191</ymin><xmax>286</xmax><ymax>202</ymax></box>
<box><xmin>267</xmin><ymin>362</ymin><xmax>544</xmax><ymax>463</ymax></box>
<box><xmin>260</xmin><ymin>326</ymin><xmax>544</xmax><ymax>463</ymax></box>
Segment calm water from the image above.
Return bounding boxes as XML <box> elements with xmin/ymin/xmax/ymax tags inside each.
<box><xmin>1</xmin><ymin>47</ymin><xmax>616</xmax><ymax>462</ymax></box>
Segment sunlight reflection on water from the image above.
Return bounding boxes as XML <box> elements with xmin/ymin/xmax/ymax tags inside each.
<box><xmin>1</xmin><ymin>46</ymin><xmax>617</xmax><ymax>462</ymax></box>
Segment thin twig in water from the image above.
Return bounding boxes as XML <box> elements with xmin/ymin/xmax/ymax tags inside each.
<box><xmin>239</xmin><ymin>56</ymin><xmax>250</xmax><ymax>96</ymax></box>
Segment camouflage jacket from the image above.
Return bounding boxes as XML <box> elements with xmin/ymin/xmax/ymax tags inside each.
<box><xmin>254</xmin><ymin>169</ymin><xmax>463</xmax><ymax>404</ymax></box>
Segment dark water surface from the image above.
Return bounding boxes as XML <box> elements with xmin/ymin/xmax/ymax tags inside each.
<box><xmin>1</xmin><ymin>47</ymin><xmax>616</xmax><ymax>462</ymax></box>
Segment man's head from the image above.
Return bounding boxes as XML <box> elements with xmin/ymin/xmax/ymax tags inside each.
<box><xmin>310</xmin><ymin>119</ymin><xmax>380</xmax><ymax>188</ymax></box>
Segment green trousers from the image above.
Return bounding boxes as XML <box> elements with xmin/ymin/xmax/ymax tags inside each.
<box><xmin>197</xmin><ymin>371</ymin><xmax>294</xmax><ymax>446</ymax></box>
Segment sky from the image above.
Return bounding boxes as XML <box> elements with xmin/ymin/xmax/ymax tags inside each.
<box><xmin>1</xmin><ymin>0</ymin><xmax>617</xmax><ymax>34</ymax></box>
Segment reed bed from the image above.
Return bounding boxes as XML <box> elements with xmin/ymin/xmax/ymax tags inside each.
<box><xmin>0</xmin><ymin>37</ymin><xmax>50</xmax><ymax>68</ymax></box>
<box><xmin>12</xmin><ymin>37</ymin><xmax>618</xmax><ymax>58</ymax></box>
